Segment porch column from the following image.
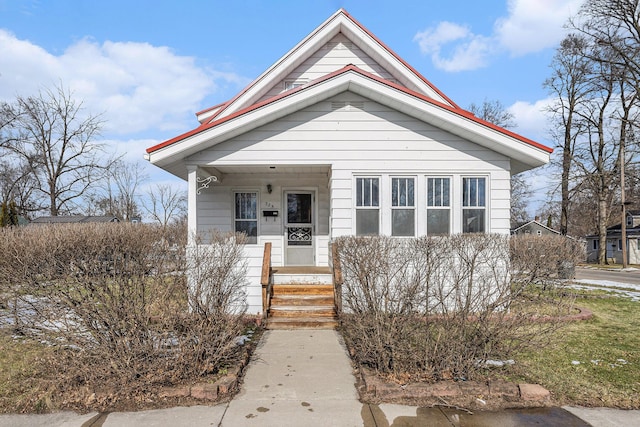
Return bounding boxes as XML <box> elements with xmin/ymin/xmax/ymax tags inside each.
<box><xmin>187</xmin><ymin>165</ymin><xmax>198</xmax><ymax>244</ymax></box>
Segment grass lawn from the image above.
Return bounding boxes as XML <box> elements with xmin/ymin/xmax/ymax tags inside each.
<box><xmin>0</xmin><ymin>330</ymin><xmax>55</xmax><ymax>413</ymax></box>
<box><xmin>503</xmin><ymin>293</ymin><xmax>640</xmax><ymax>409</ymax></box>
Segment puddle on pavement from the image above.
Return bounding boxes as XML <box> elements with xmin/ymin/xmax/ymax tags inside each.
<box><xmin>363</xmin><ymin>404</ymin><xmax>592</xmax><ymax>427</ymax></box>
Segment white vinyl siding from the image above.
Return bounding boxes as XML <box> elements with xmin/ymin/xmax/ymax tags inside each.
<box><xmin>258</xmin><ymin>34</ymin><xmax>396</xmax><ymax>102</ymax></box>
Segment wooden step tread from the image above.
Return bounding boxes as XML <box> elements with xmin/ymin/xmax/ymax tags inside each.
<box><xmin>270</xmin><ymin>306</ymin><xmax>336</xmax><ymax>318</ymax></box>
<box><xmin>270</xmin><ymin>295</ymin><xmax>334</xmax><ymax>306</ymax></box>
<box><xmin>272</xmin><ymin>285</ymin><xmax>334</xmax><ymax>296</ymax></box>
<box><xmin>267</xmin><ymin>317</ymin><xmax>338</xmax><ymax>330</ymax></box>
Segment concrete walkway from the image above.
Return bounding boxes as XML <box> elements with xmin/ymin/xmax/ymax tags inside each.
<box><xmin>221</xmin><ymin>329</ymin><xmax>362</xmax><ymax>426</ymax></box>
<box><xmin>0</xmin><ymin>329</ymin><xmax>639</xmax><ymax>426</ymax></box>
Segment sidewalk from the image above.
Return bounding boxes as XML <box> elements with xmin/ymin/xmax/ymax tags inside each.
<box><xmin>0</xmin><ymin>329</ymin><xmax>639</xmax><ymax>426</ymax></box>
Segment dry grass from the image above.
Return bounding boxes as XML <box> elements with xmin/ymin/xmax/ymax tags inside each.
<box><xmin>0</xmin><ymin>331</ymin><xmax>55</xmax><ymax>413</ymax></box>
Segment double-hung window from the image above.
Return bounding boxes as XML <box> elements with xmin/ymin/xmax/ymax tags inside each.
<box><xmin>234</xmin><ymin>192</ymin><xmax>258</xmax><ymax>244</ymax></box>
<box><xmin>462</xmin><ymin>177</ymin><xmax>486</xmax><ymax>233</ymax></box>
<box><xmin>355</xmin><ymin>177</ymin><xmax>379</xmax><ymax>235</ymax></box>
<box><xmin>427</xmin><ymin>177</ymin><xmax>450</xmax><ymax>235</ymax></box>
<box><xmin>391</xmin><ymin>177</ymin><xmax>415</xmax><ymax>236</ymax></box>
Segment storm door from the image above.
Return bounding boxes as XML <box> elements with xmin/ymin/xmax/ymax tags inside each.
<box><xmin>284</xmin><ymin>191</ymin><xmax>314</xmax><ymax>265</ymax></box>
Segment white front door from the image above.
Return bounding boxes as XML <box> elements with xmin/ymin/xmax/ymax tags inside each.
<box><xmin>284</xmin><ymin>191</ymin><xmax>314</xmax><ymax>265</ymax></box>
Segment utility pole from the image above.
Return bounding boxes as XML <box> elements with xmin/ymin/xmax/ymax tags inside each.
<box><xmin>620</xmin><ymin>135</ymin><xmax>627</xmax><ymax>268</ymax></box>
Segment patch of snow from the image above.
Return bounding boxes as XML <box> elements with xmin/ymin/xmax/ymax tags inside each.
<box><xmin>479</xmin><ymin>359</ymin><xmax>515</xmax><ymax>368</ymax></box>
<box><xmin>235</xmin><ymin>335</ymin><xmax>251</xmax><ymax>345</ymax></box>
<box><xmin>567</xmin><ymin>280</ymin><xmax>640</xmax><ymax>301</ymax></box>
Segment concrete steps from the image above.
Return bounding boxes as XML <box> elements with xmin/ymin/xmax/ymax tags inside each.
<box><xmin>266</xmin><ymin>280</ymin><xmax>337</xmax><ymax>330</ymax></box>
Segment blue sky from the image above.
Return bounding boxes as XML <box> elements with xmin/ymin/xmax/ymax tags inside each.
<box><xmin>0</xmin><ymin>0</ymin><xmax>584</xmax><ymax>213</ymax></box>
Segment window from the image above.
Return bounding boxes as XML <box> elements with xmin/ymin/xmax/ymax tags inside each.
<box><xmin>618</xmin><ymin>239</ymin><xmax>623</xmax><ymax>251</ymax></box>
<box><xmin>355</xmin><ymin>177</ymin><xmax>379</xmax><ymax>235</ymax></box>
<box><xmin>462</xmin><ymin>177</ymin><xmax>486</xmax><ymax>233</ymax></box>
<box><xmin>627</xmin><ymin>215</ymin><xmax>633</xmax><ymax>227</ymax></box>
<box><xmin>536</xmin><ymin>230</ymin><xmax>542</xmax><ymax>236</ymax></box>
<box><xmin>234</xmin><ymin>192</ymin><xmax>258</xmax><ymax>244</ymax></box>
<box><xmin>391</xmin><ymin>177</ymin><xmax>415</xmax><ymax>236</ymax></box>
<box><xmin>427</xmin><ymin>177</ymin><xmax>450</xmax><ymax>235</ymax></box>
<box><xmin>593</xmin><ymin>239</ymin><xmax>598</xmax><ymax>250</ymax></box>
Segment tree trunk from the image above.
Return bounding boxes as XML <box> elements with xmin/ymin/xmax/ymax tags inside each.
<box><xmin>597</xmin><ymin>196</ymin><xmax>608</xmax><ymax>264</ymax></box>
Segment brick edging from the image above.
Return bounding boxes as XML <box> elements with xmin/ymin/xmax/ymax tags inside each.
<box><xmin>356</xmin><ymin>366</ymin><xmax>551</xmax><ymax>410</ymax></box>
<box><xmin>158</xmin><ymin>333</ymin><xmax>255</xmax><ymax>402</ymax></box>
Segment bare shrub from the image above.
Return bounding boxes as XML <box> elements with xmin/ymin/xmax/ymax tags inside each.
<box><xmin>187</xmin><ymin>231</ymin><xmax>249</xmax><ymax>316</ymax></box>
<box><xmin>0</xmin><ymin>223</ymin><xmax>251</xmax><ymax>408</ymax></box>
<box><xmin>335</xmin><ymin>234</ymin><xmax>576</xmax><ymax>382</ymax></box>
<box><xmin>510</xmin><ymin>234</ymin><xmax>585</xmax><ymax>290</ymax></box>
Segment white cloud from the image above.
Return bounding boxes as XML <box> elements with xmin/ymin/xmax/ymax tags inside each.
<box><xmin>0</xmin><ymin>29</ymin><xmax>247</xmax><ymax>135</ymax></box>
<box><xmin>495</xmin><ymin>0</ymin><xmax>584</xmax><ymax>56</ymax></box>
<box><xmin>414</xmin><ymin>22</ymin><xmax>493</xmax><ymax>72</ymax></box>
<box><xmin>414</xmin><ymin>0</ymin><xmax>583</xmax><ymax>71</ymax></box>
<box><xmin>508</xmin><ymin>98</ymin><xmax>554</xmax><ymax>144</ymax></box>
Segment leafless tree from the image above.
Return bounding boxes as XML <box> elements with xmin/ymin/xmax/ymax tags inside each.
<box><xmin>5</xmin><ymin>84</ymin><xmax>115</xmax><ymax>216</ymax></box>
<box><xmin>468</xmin><ymin>98</ymin><xmax>516</xmax><ymax>129</ymax></box>
<box><xmin>544</xmin><ymin>34</ymin><xmax>594</xmax><ymax>236</ymax></box>
<box><xmin>144</xmin><ymin>183</ymin><xmax>187</xmax><ymax>227</ymax></box>
<box><xmin>87</xmin><ymin>160</ymin><xmax>147</xmax><ymax>220</ymax></box>
<box><xmin>0</xmin><ymin>160</ymin><xmax>40</xmax><ymax>217</ymax></box>
<box><xmin>468</xmin><ymin>99</ymin><xmax>531</xmax><ymax>224</ymax></box>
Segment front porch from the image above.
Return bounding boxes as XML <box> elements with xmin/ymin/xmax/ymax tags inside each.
<box><xmin>188</xmin><ymin>164</ymin><xmax>333</xmax><ymax>268</ymax></box>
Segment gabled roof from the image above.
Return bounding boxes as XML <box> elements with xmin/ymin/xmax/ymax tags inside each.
<box><xmin>512</xmin><ymin>220</ymin><xmax>560</xmax><ymax>235</ymax></box>
<box><xmin>146</xmin><ymin>9</ymin><xmax>552</xmax><ymax>179</ymax></box>
<box><xmin>191</xmin><ymin>9</ymin><xmax>457</xmax><ymax>126</ymax></box>
<box><xmin>30</xmin><ymin>215</ymin><xmax>120</xmax><ymax>224</ymax></box>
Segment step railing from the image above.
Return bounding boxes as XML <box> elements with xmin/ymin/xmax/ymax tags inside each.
<box><xmin>260</xmin><ymin>242</ymin><xmax>272</xmax><ymax>320</ymax></box>
<box><xmin>330</xmin><ymin>242</ymin><xmax>343</xmax><ymax>315</ymax></box>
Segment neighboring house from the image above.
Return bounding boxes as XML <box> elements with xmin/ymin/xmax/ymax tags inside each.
<box><xmin>145</xmin><ymin>9</ymin><xmax>552</xmax><ymax>314</ymax></box>
<box><xmin>30</xmin><ymin>215</ymin><xmax>120</xmax><ymax>225</ymax></box>
<box><xmin>586</xmin><ymin>211</ymin><xmax>640</xmax><ymax>264</ymax></box>
<box><xmin>512</xmin><ymin>218</ymin><xmax>561</xmax><ymax>237</ymax></box>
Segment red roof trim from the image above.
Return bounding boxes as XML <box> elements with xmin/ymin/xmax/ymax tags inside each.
<box><xmin>195</xmin><ymin>101</ymin><xmax>227</xmax><ymax>117</ymax></box>
<box><xmin>146</xmin><ymin>68</ymin><xmax>342</xmax><ymax>154</ymax></box>
<box><xmin>340</xmin><ymin>9</ymin><xmax>460</xmax><ymax>110</ymax></box>
<box><xmin>146</xmin><ymin>65</ymin><xmax>552</xmax><ymax>154</ymax></box>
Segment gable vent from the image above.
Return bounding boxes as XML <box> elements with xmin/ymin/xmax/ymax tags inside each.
<box><xmin>331</xmin><ymin>101</ymin><xmax>364</xmax><ymax>111</ymax></box>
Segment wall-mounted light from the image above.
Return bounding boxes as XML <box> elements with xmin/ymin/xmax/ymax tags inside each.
<box><xmin>267</xmin><ymin>184</ymin><xmax>273</xmax><ymax>194</ymax></box>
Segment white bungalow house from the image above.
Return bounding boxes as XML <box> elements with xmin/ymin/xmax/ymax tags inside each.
<box><xmin>145</xmin><ymin>9</ymin><xmax>552</xmax><ymax>317</ymax></box>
